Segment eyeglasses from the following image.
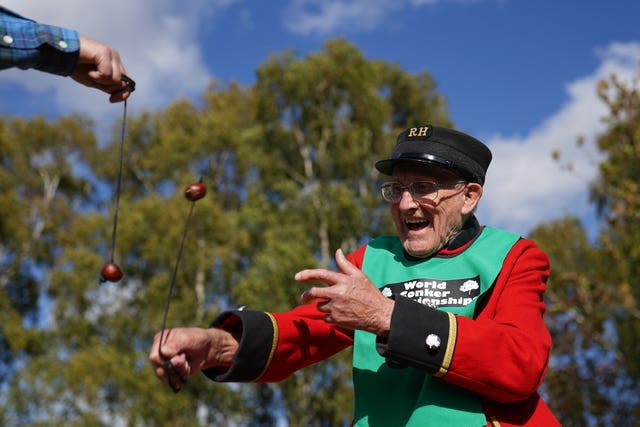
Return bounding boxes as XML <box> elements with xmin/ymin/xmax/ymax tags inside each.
<box><xmin>380</xmin><ymin>180</ymin><xmax>465</xmax><ymax>204</ymax></box>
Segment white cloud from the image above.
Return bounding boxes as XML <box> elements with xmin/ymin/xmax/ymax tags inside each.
<box><xmin>476</xmin><ymin>42</ymin><xmax>640</xmax><ymax>237</ymax></box>
<box><xmin>283</xmin><ymin>0</ymin><xmax>400</xmax><ymax>35</ymax></box>
<box><xmin>0</xmin><ymin>0</ymin><xmax>236</xmax><ymax>126</ymax></box>
<box><xmin>282</xmin><ymin>0</ymin><xmax>489</xmax><ymax>35</ymax></box>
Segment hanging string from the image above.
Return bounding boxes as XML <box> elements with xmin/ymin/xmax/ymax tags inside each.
<box><xmin>158</xmin><ymin>178</ymin><xmax>207</xmax><ymax>392</ymax></box>
<box><xmin>157</xmin><ymin>201</ymin><xmax>195</xmax><ymax>392</ymax></box>
<box><xmin>101</xmin><ymin>76</ymin><xmax>135</xmax><ymax>283</ymax></box>
<box><xmin>110</xmin><ymin>99</ymin><xmax>127</xmax><ymax>262</ymax></box>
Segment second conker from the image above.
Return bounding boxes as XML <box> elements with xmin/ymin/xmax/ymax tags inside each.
<box><xmin>184</xmin><ymin>180</ymin><xmax>207</xmax><ymax>202</ymax></box>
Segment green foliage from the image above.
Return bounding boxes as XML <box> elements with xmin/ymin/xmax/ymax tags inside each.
<box><xmin>0</xmin><ymin>39</ymin><xmax>450</xmax><ymax>426</ymax></box>
<box><xmin>0</xmin><ymin>114</ymin><xmax>98</xmax><ymax>425</ymax></box>
<box><xmin>531</xmin><ymin>69</ymin><xmax>640</xmax><ymax>426</ymax></box>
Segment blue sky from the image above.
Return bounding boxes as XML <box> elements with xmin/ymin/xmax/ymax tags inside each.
<box><xmin>1</xmin><ymin>0</ymin><xmax>639</xmax><ymax>237</ymax></box>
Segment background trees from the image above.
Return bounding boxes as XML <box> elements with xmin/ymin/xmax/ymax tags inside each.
<box><xmin>530</xmin><ymin>71</ymin><xmax>640</xmax><ymax>426</ymax></box>
<box><xmin>0</xmin><ymin>39</ymin><xmax>638</xmax><ymax>426</ymax></box>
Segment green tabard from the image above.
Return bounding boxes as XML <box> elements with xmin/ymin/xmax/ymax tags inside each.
<box><xmin>353</xmin><ymin>226</ymin><xmax>520</xmax><ymax>426</ymax></box>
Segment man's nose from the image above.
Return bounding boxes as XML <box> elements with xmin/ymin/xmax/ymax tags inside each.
<box><xmin>398</xmin><ymin>188</ymin><xmax>419</xmax><ymax>209</ymax></box>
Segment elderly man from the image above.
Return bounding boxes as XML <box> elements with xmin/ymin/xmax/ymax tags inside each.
<box><xmin>149</xmin><ymin>125</ymin><xmax>560</xmax><ymax>426</ymax></box>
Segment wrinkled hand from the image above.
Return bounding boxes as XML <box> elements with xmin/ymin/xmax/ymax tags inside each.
<box><xmin>71</xmin><ymin>35</ymin><xmax>134</xmax><ymax>102</ymax></box>
<box><xmin>297</xmin><ymin>249</ymin><xmax>394</xmax><ymax>336</ymax></box>
<box><xmin>149</xmin><ymin>327</ymin><xmax>238</xmax><ymax>391</ymax></box>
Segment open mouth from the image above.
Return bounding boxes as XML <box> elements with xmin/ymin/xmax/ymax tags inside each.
<box><xmin>405</xmin><ymin>218</ymin><xmax>430</xmax><ymax>231</ymax></box>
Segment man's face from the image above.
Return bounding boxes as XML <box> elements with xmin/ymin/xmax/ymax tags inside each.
<box><xmin>389</xmin><ymin>164</ymin><xmax>474</xmax><ymax>258</ymax></box>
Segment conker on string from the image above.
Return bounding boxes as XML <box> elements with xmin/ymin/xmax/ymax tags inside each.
<box><xmin>100</xmin><ymin>262</ymin><xmax>123</xmax><ymax>283</ymax></box>
<box><xmin>184</xmin><ymin>181</ymin><xmax>207</xmax><ymax>201</ymax></box>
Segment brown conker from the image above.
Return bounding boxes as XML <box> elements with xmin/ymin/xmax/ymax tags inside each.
<box><xmin>184</xmin><ymin>181</ymin><xmax>207</xmax><ymax>202</ymax></box>
<box><xmin>100</xmin><ymin>262</ymin><xmax>123</xmax><ymax>283</ymax></box>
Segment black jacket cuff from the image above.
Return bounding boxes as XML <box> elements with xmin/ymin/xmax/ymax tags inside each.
<box><xmin>376</xmin><ymin>296</ymin><xmax>456</xmax><ymax>375</ymax></box>
<box><xmin>202</xmin><ymin>309</ymin><xmax>276</xmax><ymax>382</ymax></box>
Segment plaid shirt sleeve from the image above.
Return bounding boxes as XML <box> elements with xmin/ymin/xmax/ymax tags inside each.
<box><xmin>0</xmin><ymin>6</ymin><xmax>79</xmax><ymax>76</ymax></box>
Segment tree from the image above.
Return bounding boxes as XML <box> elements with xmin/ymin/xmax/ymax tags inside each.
<box><xmin>0</xmin><ymin>114</ymin><xmax>98</xmax><ymax>425</ymax></box>
<box><xmin>530</xmin><ymin>69</ymin><xmax>640</xmax><ymax>426</ymax></box>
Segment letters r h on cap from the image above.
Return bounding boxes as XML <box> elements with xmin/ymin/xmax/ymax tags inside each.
<box><xmin>408</xmin><ymin>126</ymin><xmax>430</xmax><ymax>137</ymax></box>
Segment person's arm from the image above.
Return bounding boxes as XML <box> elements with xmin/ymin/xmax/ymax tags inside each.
<box><xmin>377</xmin><ymin>239</ymin><xmax>552</xmax><ymax>403</ymax></box>
<box><xmin>0</xmin><ymin>7</ymin><xmax>133</xmax><ymax>102</ymax></box>
<box><xmin>149</xmin><ymin>298</ymin><xmax>354</xmax><ymax>388</ymax></box>
<box><xmin>149</xmin><ymin>303</ymin><xmax>353</xmax><ymax>388</ymax></box>
<box><xmin>201</xmin><ymin>300</ymin><xmax>354</xmax><ymax>383</ymax></box>
<box><xmin>0</xmin><ymin>6</ymin><xmax>80</xmax><ymax>75</ymax></box>
<box><xmin>150</xmin><ymin>248</ymin><xmax>368</xmax><ymax>387</ymax></box>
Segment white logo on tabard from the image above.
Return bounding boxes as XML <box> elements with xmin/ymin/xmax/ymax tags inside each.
<box><xmin>460</xmin><ymin>280</ymin><xmax>479</xmax><ymax>295</ymax></box>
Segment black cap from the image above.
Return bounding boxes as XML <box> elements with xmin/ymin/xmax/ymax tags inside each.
<box><xmin>375</xmin><ymin>125</ymin><xmax>492</xmax><ymax>184</ymax></box>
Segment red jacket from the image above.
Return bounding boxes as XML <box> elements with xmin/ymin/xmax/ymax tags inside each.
<box><xmin>205</xmin><ymin>223</ymin><xmax>561</xmax><ymax>427</ymax></box>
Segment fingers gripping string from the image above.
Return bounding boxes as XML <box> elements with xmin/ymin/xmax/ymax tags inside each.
<box><xmin>121</xmin><ymin>75</ymin><xmax>136</xmax><ymax>93</ymax></box>
<box><xmin>158</xmin><ymin>178</ymin><xmax>207</xmax><ymax>392</ymax></box>
<box><xmin>163</xmin><ymin>357</ymin><xmax>187</xmax><ymax>392</ymax></box>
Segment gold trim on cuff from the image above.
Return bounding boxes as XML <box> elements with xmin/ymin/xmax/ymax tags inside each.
<box><xmin>255</xmin><ymin>312</ymin><xmax>279</xmax><ymax>381</ymax></box>
<box><xmin>434</xmin><ymin>312</ymin><xmax>457</xmax><ymax>378</ymax></box>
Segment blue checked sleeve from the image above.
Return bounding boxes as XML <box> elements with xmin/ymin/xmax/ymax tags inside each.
<box><xmin>0</xmin><ymin>6</ymin><xmax>79</xmax><ymax>76</ymax></box>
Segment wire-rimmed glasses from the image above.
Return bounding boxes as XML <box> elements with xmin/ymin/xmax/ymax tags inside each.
<box><xmin>381</xmin><ymin>180</ymin><xmax>465</xmax><ymax>204</ymax></box>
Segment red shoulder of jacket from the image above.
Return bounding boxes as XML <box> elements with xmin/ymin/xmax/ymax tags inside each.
<box><xmin>347</xmin><ymin>244</ymin><xmax>367</xmax><ymax>269</ymax></box>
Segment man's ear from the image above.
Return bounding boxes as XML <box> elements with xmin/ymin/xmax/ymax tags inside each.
<box><xmin>461</xmin><ymin>183</ymin><xmax>483</xmax><ymax>215</ymax></box>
